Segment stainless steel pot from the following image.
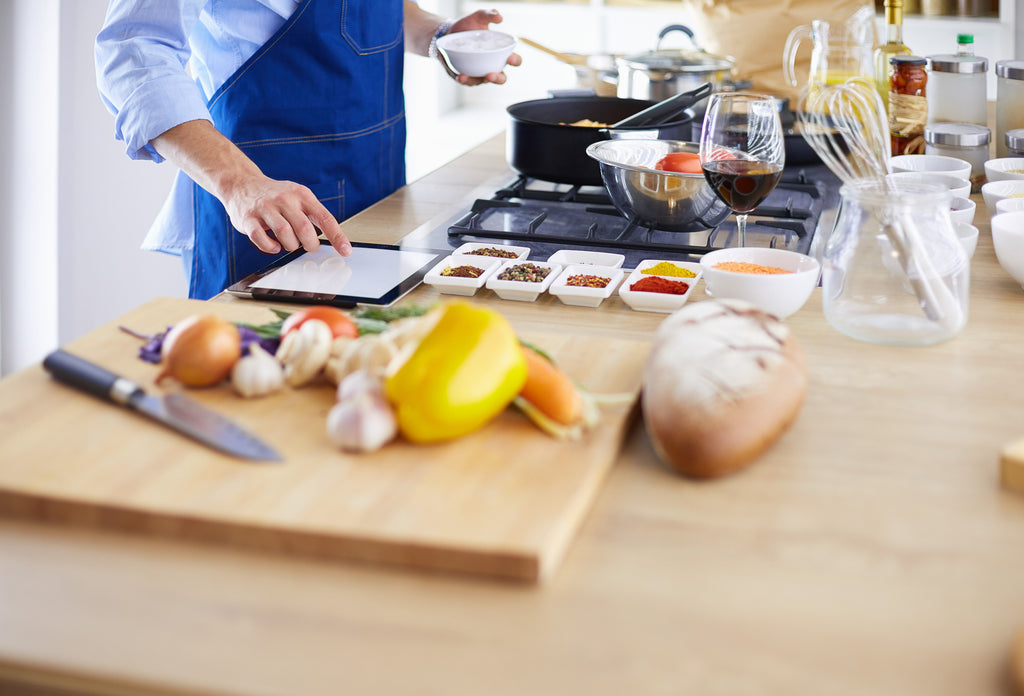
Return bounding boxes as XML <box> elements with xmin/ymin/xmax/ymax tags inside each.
<box><xmin>615</xmin><ymin>25</ymin><xmax>735</xmax><ymax>102</ymax></box>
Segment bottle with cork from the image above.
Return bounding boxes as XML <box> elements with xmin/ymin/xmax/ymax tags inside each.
<box><xmin>874</xmin><ymin>0</ymin><xmax>913</xmax><ymax>113</ymax></box>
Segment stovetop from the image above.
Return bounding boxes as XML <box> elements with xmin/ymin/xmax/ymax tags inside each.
<box><xmin>401</xmin><ymin>164</ymin><xmax>842</xmax><ymax>269</ymax></box>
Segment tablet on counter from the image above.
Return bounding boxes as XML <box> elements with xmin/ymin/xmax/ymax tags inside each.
<box><xmin>225</xmin><ymin>241</ymin><xmax>447</xmax><ymax>307</ymax></box>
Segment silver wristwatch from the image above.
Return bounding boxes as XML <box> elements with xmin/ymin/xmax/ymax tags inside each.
<box><xmin>427</xmin><ymin>20</ymin><xmax>453</xmax><ymax>59</ymax></box>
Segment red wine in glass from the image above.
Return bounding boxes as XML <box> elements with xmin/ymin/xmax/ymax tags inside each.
<box><xmin>701</xmin><ymin>159</ymin><xmax>784</xmax><ymax>214</ymax></box>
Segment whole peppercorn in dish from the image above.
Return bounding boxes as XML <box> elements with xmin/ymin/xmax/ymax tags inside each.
<box><xmin>498</xmin><ymin>263</ymin><xmax>552</xmax><ymax>283</ymax></box>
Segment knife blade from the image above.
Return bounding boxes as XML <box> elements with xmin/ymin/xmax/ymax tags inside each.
<box><xmin>42</xmin><ymin>349</ymin><xmax>282</xmax><ymax>462</ymax></box>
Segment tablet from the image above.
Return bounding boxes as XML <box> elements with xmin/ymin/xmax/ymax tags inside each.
<box><xmin>225</xmin><ymin>242</ymin><xmax>447</xmax><ymax>307</ymax></box>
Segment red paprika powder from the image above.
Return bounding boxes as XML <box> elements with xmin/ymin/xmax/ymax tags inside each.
<box><xmin>629</xmin><ymin>276</ymin><xmax>690</xmax><ymax>295</ymax></box>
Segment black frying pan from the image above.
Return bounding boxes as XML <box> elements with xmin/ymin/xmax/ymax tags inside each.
<box><xmin>506</xmin><ymin>93</ymin><xmax>701</xmax><ymax>187</ymax></box>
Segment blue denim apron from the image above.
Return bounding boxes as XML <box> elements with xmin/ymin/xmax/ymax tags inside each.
<box><xmin>189</xmin><ymin>0</ymin><xmax>406</xmax><ymax>299</ymax></box>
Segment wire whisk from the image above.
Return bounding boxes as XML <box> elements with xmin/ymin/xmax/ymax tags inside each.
<box><xmin>795</xmin><ymin>77</ymin><xmax>965</xmax><ymax>331</ymax></box>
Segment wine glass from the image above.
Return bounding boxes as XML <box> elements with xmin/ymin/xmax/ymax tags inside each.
<box><xmin>699</xmin><ymin>92</ymin><xmax>785</xmax><ymax>247</ymax></box>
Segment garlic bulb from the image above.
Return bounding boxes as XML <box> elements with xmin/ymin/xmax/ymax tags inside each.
<box><xmin>230</xmin><ymin>343</ymin><xmax>285</xmax><ymax>398</ymax></box>
<box><xmin>276</xmin><ymin>318</ymin><xmax>333</xmax><ymax>387</ymax></box>
<box><xmin>326</xmin><ymin>370</ymin><xmax>397</xmax><ymax>453</ymax></box>
<box><xmin>323</xmin><ymin>315</ymin><xmax>432</xmax><ymax>386</ymax></box>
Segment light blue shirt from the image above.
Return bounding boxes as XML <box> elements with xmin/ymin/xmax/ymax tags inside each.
<box><xmin>95</xmin><ymin>0</ymin><xmax>299</xmax><ymax>253</ymax></box>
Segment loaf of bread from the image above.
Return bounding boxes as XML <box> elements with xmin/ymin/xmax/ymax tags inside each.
<box><xmin>641</xmin><ymin>299</ymin><xmax>808</xmax><ymax>479</ymax></box>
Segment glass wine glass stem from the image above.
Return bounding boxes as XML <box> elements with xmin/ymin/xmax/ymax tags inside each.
<box><xmin>736</xmin><ymin>213</ymin><xmax>748</xmax><ymax>247</ymax></box>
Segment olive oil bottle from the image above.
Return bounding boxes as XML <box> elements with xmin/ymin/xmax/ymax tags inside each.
<box><xmin>874</xmin><ymin>0</ymin><xmax>913</xmax><ymax>112</ymax></box>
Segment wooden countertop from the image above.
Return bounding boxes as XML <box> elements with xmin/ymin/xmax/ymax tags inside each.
<box><xmin>3</xmin><ymin>135</ymin><xmax>1024</xmax><ymax>695</ymax></box>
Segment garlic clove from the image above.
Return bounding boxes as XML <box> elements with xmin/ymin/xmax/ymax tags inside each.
<box><xmin>278</xmin><ymin>319</ymin><xmax>333</xmax><ymax>387</ymax></box>
<box><xmin>326</xmin><ymin>391</ymin><xmax>397</xmax><ymax>453</ymax></box>
<box><xmin>231</xmin><ymin>343</ymin><xmax>285</xmax><ymax>398</ymax></box>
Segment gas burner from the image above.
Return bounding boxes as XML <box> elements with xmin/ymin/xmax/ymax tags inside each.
<box><xmin>403</xmin><ymin>166</ymin><xmax>841</xmax><ymax>269</ymax></box>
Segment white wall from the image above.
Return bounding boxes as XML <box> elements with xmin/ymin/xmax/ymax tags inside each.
<box><xmin>1</xmin><ymin>0</ymin><xmax>1021</xmax><ymax>378</ymax></box>
<box><xmin>0</xmin><ymin>0</ymin><xmax>60</xmax><ymax>376</ymax></box>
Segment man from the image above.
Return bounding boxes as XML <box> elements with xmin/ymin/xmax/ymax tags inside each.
<box><xmin>96</xmin><ymin>1</ymin><xmax>520</xmax><ymax>299</ymax></box>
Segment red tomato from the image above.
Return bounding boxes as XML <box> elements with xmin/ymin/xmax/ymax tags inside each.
<box><xmin>281</xmin><ymin>306</ymin><xmax>358</xmax><ymax>339</ymax></box>
<box><xmin>654</xmin><ymin>152</ymin><xmax>702</xmax><ymax>174</ymax></box>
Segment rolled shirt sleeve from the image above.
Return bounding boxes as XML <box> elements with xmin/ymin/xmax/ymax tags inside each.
<box><xmin>95</xmin><ymin>0</ymin><xmax>212</xmax><ymax>162</ymax></box>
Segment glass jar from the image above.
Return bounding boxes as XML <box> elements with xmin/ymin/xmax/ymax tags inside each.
<box><xmin>926</xmin><ymin>53</ymin><xmax>988</xmax><ymax>126</ymax></box>
<box><xmin>890</xmin><ymin>55</ymin><xmax>928</xmax><ymax>155</ymax></box>
<box><xmin>996</xmin><ymin>60</ymin><xmax>1024</xmax><ymax>157</ymax></box>
<box><xmin>822</xmin><ymin>179</ymin><xmax>969</xmax><ymax>345</ymax></box>
<box><xmin>924</xmin><ymin>122</ymin><xmax>991</xmax><ymax>191</ymax></box>
<box><xmin>1007</xmin><ymin>129</ymin><xmax>1024</xmax><ymax>157</ymax></box>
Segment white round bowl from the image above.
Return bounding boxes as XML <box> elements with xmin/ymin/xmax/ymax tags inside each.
<box><xmin>981</xmin><ymin>179</ymin><xmax>1024</xmax><ymax>213</ymax></box>
<box><xmin>991</xmin><ymin>211</ymin><xmax>1024</xmax><ymax>289</ymax></box>
<box><xmin>984</xmin><ymin>157</ymin><xmax>1024</xmax><ymax>183</ymax></box>
<box><xmin>436</xmin><ymin>30</ymin><xmax>516</xmax><ymax>77</ymax></box>
<box><xmin>890</xmin><ymin>153</ymin><xmax>973</xmax><ymax>180</ymax></box>
<box><xmin>699</xmin><ymin>247</ymin><xmax>820</xmax><ymax>320</ymax></box>
<box><xmin>949</xmin><ymin>196</ymin><xmax>976</xmax><ymax>225</ymax></box>
<box><xmin>887</xmin><ymin>171</ymin><xmax>970</xmax><ymax>200</ymax></box>
<box><xmin>996</xmin><ymin>197</ymin><xmax>1024</xmax><ymax>215</ymax></box>
<box><xmin>955</xmin><ymin>222</ymin><xmax>978</xmax><ymax>259</ymax></box>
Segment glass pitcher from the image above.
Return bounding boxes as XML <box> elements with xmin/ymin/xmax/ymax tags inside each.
<box><xmin>822</xmin><ymin>179</ymin><xmax>969</xmax><ymax>345</ymax></box>
<box><xmin>783</xmin><ymin>8</ymin><xmax>874</xmax><ymax>91</ymax></box>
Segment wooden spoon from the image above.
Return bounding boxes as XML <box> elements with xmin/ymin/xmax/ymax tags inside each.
<box><xmin>518</xmin><ymin>37</ymin><xmax>588</xmax><ymax>66</ymax></box>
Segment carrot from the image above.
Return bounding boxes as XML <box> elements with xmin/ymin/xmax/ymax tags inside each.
<box><xmin>518</xmin><ymin>343</ymin><xmax>583</xmax><ymax>426</ymax></box>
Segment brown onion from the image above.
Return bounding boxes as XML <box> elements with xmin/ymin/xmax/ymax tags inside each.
<box><xmin>156</xmin><ymin>314</ymin><xmax>242</xmax><ymax>387</ymax></box>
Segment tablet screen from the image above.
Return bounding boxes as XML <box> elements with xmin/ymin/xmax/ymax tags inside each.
<box><xmin>226</xmin><ymin>242</ymin><xmax>445</xmax><ymax>307</ymax></box>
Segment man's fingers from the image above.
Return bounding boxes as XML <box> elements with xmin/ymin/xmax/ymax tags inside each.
<box><xmin>308</xmin><ymin>206</ymin><xmax>351</xmax><ymax>256</ymax></box>
<box><xmin>244</xmin><ymin>221</ymin><xmax>282</xmax><ymax>254</ymax></box>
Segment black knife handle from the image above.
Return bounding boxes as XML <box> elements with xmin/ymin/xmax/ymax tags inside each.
<box><xmin>42</xmin><ymin>349</ymin><xmax>142</xmax><ymax>404</ymax></box>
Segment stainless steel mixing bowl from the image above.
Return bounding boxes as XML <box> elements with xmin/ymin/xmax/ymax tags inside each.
<box><xmin>585</xmin><ymin>139</ymin><xmax>730</xmax><ymax>232</ymax></box>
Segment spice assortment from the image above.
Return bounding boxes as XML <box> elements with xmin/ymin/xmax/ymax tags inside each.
<box><xmin>431</xmin><ymin>244</ymin><xmax>714</xmax><ymax>312</ymax></box>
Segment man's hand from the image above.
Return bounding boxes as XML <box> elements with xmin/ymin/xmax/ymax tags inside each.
<box><xmin>447</xmin><ymin>9</ymin><xmax>522</xmax><ymax>86</ymax></box>
<box><xmin>152</xmin><ymin>120</ymin><xmax>352</xmax><ymax>258</ymax></box>
<box><xmin>221</xmin><ymin>175</ymin><xmax>350</xmax><ymax>256</ymax></box>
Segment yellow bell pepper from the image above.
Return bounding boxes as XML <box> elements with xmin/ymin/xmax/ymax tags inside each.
<box><xmin>385</xmin><ymin>301</ymin><xmax>527</xmax><ymax>444</ymax></box>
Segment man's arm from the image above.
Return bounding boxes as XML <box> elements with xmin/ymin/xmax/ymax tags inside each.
<box><xmin>403</xmin><ymin>2</ymin><xmax>521</xmax><ymax>85</ymax></box>
<box><xmin>151</xmin><ymin>120</ymin><xmax>350</xmax><ymax>257</ymax></box>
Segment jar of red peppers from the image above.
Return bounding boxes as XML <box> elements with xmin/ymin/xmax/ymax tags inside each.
<box><xmin>889</xmin><ymin>55</ymin><xmax>928</xmax><ymax>155</ymax></box>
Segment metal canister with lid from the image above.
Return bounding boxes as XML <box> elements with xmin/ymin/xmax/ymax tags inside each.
<box><xmin>927</xmin><ymin>48</ymin><xmax>988</xmax><ymax>126</ymax></box>
<box><xmin>1007</xmin><ymin>129</ymin><xmax>1024</xmax><ymax>157</ymax></box>
<box><xmin>925</xmin><ymin>122</ymin><xmax>991</xmax><ymax>191</ymax></box>
<box><xmin>996</xmin><ymin>60</ymin><xmax>1024</xmax><ymax>157</ymax></box>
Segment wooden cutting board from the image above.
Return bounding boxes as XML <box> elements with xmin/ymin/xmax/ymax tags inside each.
<box><xmin>0</xmin><ymin>298</ymin><xmax>648</xmax><ymax>582</ymax></box>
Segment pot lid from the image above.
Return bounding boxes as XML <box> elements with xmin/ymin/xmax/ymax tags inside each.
<box><xmin>618</xmin><ymin>24</ymin><xmax>734</xmax><ymax>74</ymax></box>
<box><xmin>618</xmin><ymin>49</ymin><xmax>734</xmax><ymax>73</ymax></box>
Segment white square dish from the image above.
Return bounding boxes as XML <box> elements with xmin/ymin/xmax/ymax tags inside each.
<box><xmin>452</xmin><ymin>242</ymin><xmax>530</xmax><ymax>261</ymax></box>
<box><xmin>423</xmin><ymin>255</ymin><xmax>503</xmax><ymax>296</ymax></box>
<box><xmin>548</xmin><ymin>264</ymin><xmax>625</xmax><ymax>308</ymax></box>
<box><xmin>485</xmin><ymin>260</ymin><xmax>561</xmax><ymax>302</ymax></box>
<box><xmin>618</xmin><ymin>265</ymin><xmax>700</xmax><ymax>313</ymax></box>
<box><xmin>546</xmin><ymin>249</ymin><xmax>626</xmax><ymax>268</ymax></box>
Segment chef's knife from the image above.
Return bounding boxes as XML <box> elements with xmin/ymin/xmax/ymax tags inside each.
<box><xmin>42</xmin><ymin>349</ymin><xmax>282</xmax><ymax>462</ymax></box>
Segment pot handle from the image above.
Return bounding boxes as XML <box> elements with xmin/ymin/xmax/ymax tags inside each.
<box><xmin>657</xmin><ymin>24</ymin><xmax>699</xmax><ymax>51</ymax></box>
